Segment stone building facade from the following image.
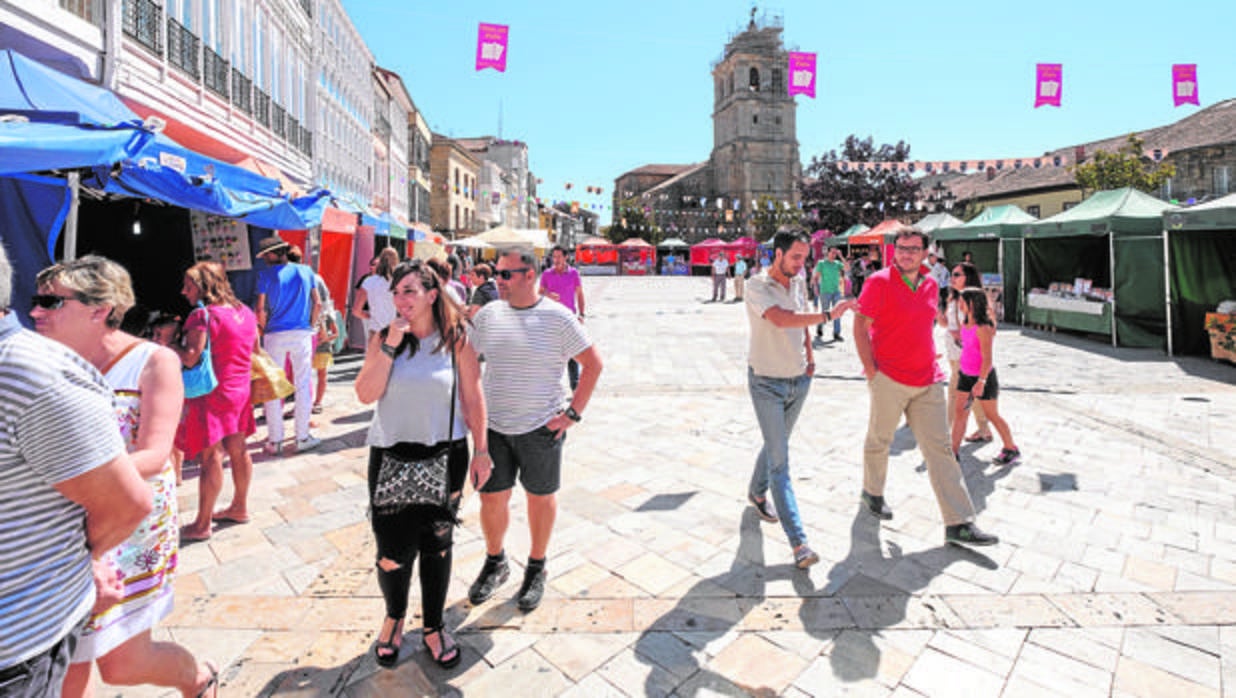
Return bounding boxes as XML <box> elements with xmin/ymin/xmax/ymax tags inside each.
<box><xmin>429</xmin><ymin>136</ymin><xmax>480</xmax><ymax>236</ymax></box>
<box><xmin>612</xmin><ymin>11</ymin><xmax>800</xmax><ymax>243</ymax></box>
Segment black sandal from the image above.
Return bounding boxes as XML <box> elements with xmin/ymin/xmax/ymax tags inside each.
<box><xmin>374</xmin><ymin>617</ymin><xmax>404</xmax><ymax>669</ymax></box>
<box><xmin>422</xmin><ymin>626</ymin><xmax>461</xmax><ymax>669</ymax></box>
<box><xmin>195</xmin><ymin>660</ymin><xmax>219</xmax><ymax>698</ymax></box>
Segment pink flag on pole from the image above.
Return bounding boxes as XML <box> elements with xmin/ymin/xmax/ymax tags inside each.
<box><xmin>475</xmin><ymin>23</ymin><xmax>509</xmax><ymax>72</ymax></box>
<box><xmin>1173</xmin><ymin>64</ymin><xmax>1199</xmax><ymax>106</ymax></box>
<box><xmin>787</xmin><ymin>52</ymin><xmax>817</xmax><ymax>98</ymax></box>
<box><xmin>1035</xmin><ymin>63</ymin><xmax>1062</xmax><ymax>108</ymax></box>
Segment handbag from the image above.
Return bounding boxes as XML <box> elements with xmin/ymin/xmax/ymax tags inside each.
<box><xmin>182</xmin><ymin>304</ymin><xmax>218</xmax><ymax>399</ymax></box>
<box><xmin>250</xmin><ymin>348</ymin><xmax>295</xmax><ymax>405</ymax></box>
<box><xmin>372</xmin><ymin>350</ymin><xmax>457</xmax><ymax>516</ymax></box>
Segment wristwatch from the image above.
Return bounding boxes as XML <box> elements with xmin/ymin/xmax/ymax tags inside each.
<box><xmin>564</xmin><ymin>406</ymin><xmax>582</xmax><ymax>422</ymax></box>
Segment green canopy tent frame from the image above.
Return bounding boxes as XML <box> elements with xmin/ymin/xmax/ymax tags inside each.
<box><xmin>825</xmin><ymin>223</ymin><xmax>869</xmax><ymax>249</ymax></box>
<box><xmin>933</xmin><ymin>205</ymin><xmax>1038</xmax><ymax>323</ymax></box>
<box><xmin>1023</xmin><ymin>188</ymin><xmax>1176</xmax><ymax>348</ymax></box>
<box><xmin>1162</xmin><ymin>193</ymin><xmax>1236</xmax><ymax>356</ymax></box>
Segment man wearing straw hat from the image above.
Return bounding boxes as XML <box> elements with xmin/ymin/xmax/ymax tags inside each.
<box><xmin>254</xmin><ymin>235</ymin><xmax>322</xmax><ymax>455</ymax></box>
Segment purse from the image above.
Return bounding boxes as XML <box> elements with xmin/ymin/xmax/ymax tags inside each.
<box><xmin>371</xmin><ymin>350</ymin><xmax>457</xmax><ymax>517</ymax></box>
<box><xmin>250</xmin><ymin>348</ymin><xmax>295</xmax><ymax>405</ymax></box>
<box><xmin>182</xmin><ymin>304</ymin><xmax>218</xmax><ymax>399</ymax></box>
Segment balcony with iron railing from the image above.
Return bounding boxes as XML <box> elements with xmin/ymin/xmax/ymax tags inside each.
<box><xmin>122</xmin><ymin>0</ymin><xmax>162</xmax><ymax>55</ymax></box>
<box><xmin>166</xmin><ymin>17</ymin><xmax>200</xmax><ymax>80</ymax></box>
<box><xmin>203</xmin><ymin>47</ymin><xmax>229</xmax><ymax>99</ymax></box>
<box><xmin>299</xmin><ymin>125</ymin><xmax>313</xmax><ymax>157</ymax></box>
<box><xmin>59</xmin><ymin>0</ymin><xmax>104</xmax><ymax>27</ymax></box>
<box><xmin>231</xmin><ymin>69</ymin><xmax>252</xmax><ymax>114</ymax></box>
<box><xmin>271</xmin><ymin>103</ymin><xmax>286</xmax><ymax>139</ymax></box>
<box><xmin>253</xmin><ymin>88</ymin><xmax>271</xmax><ymax>128</ymax></box>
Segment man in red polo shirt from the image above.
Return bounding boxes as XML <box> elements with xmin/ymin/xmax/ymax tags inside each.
<box><xmin>853</xmin><ymin>225</ymin><xmax>998</xmax><ymax>547</ymax></box>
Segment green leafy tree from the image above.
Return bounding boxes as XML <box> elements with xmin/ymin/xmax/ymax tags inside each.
<box><xmin>1069</xmin><ymin>135</ymin><xmax>1175</xmax><ymax>197</ymax></box>
<box><xmin>799</xmin><ymin>135</ymin><xmax>920</xmax><ymax>234</ymax></box>
<box><xmin>608</xmin><ymin>197</ymin><xmax>663</xmax><ymax>244</ymax></box>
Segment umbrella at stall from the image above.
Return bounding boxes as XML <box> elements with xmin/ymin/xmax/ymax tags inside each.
<box><xmin>474</xmin><ymin>225</ymin><xmax>539</xmax><ymax>247</ymax></box>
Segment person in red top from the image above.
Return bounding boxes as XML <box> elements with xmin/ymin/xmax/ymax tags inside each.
<box><xmin>853</xmin><ymin>225</ymin><xmax>998</xmax><ymax>547</ymax></box>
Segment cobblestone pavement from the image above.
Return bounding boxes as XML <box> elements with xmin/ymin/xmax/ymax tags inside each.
<box><xmin>101</xmin><ymin>276</ymin><xmax>1236</xmax><ymax>697</ymax></box>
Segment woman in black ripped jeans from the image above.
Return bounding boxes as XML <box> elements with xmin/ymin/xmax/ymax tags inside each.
<box><xmin>354</xmin><ymin>260</ymin><xmax>491</xmax><ymax>670</ymax></box>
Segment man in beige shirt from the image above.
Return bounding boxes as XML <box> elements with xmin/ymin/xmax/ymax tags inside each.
<box><xmin>744</xmin><ymin>228</ymin><xmax>855</xmax><ymax>568</ymax></box>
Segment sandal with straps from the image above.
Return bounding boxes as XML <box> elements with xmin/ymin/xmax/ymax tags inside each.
<box><xmin>422</xmin><ymin>626</ymin><xmax>461</xmax><ymax>669</ymax></box>
<box><xmin>195</xmin><ymin>660</ymin><xmax>218</xmax><ymax>698</ymax></box>
<box><xmin>374</xmin><ymin>617</ymin><xmax>404</xmax><ymax>669</ymax></box>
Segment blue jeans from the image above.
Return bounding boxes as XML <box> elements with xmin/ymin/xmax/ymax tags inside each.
<box><xmin>747</xmin><ymin>367</ymin><xmax>812</xmax><ymax>548</ymax></box>
<box><xmin>817</xmin><ymin>291</ymin><xmax>842</xmax><ymax>336</ymax></box>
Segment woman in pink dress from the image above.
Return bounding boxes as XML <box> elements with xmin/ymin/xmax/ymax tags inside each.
<box><xmin>174</xmin><ymin>262</ymin><xmax>259</xmax><ymax>542</ymax></box>
<box><xmin>32</xmin><ymin>255</ymin><xmax>217</xmax><ymax>697</ymax></box>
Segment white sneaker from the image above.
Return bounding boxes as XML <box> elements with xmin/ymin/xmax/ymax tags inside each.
<box><xmin>296</xmin><ymin>435</ymin><xmax>321</xmax><ymax>452</ymax></box>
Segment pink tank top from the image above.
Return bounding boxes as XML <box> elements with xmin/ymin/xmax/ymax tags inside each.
<box><xmin>960</xmin><ymin>325</ymin><xmax>983</xmax><ymax>375</ymax></box>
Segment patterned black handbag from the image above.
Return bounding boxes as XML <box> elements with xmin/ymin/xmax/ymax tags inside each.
<box><xmin>372</xmin><ymin>351</ymin><xmax>456</xmax><ymax>516</ymax></box>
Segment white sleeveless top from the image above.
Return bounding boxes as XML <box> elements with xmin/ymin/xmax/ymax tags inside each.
<box><xmin>366</xmin><ymin>331</ymin><xmax>465</xmax><ymax>448</ymax></box>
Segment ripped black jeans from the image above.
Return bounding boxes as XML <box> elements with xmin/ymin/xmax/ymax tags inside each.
<box><xmin>368</xmin><ymin>440</ymin><xmax>468</xmax><ymax>628</ymax></box>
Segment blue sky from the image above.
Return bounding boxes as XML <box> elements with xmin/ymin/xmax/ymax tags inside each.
<box><xmin>344</xmin><ymin>1</ymin><xmax>1235</xmax><ymax>224</ymax></box>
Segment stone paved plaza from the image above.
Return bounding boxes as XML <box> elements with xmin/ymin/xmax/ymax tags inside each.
<box><xmin>102</xmin><ymin>275</ymin><xmax>1236</xmax><ymax>697</ymax></box>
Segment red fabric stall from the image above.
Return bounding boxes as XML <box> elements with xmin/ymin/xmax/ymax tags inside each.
<box><xmin>618</xmin><ymin>238</ymin><xmax>655</xmax><ymax>275</ymax></box>
<box><xmin>317</xmin><ymin>207</ymin><xmax>357</xmax><ymax>313</ymax></box>
<box><xmin>575</xmin><ymin>237</ymin><xmax>619</xmax><ymax>265</ymax></box>
<box><xmin>689</xmin><ymin>238</ymin><xmax>725</xmax><ymax>266</ymax></box>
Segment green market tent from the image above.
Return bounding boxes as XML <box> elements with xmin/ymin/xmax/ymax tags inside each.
<box><xmin>913</xmin><ymin>212</ymin><xmax>964</xmax><ymax>234</ymax></box>
<box><xmin>825</xmin><ymin>223</ymin><xmax>869</xmax><ymax>248</ymax></box>
<box><xmin>933</xmin><ymin>205</ymin><xmax>1038</xmax><ymax>322</ymax></box>
<box><xmin>1162</xmin><ymin>194</ymin><xmax>1236</xmax><ymax>356</ymax></box>
<box><xmin>1023</xmin><ymin>188</ymin><xmax>1176</xmax><ymax>348</ymax></box>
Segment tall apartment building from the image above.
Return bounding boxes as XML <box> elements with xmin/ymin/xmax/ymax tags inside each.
<box><xmin>409</xmin><ymin>109</ymin><xmax>432</xmax><ymax>228</ymax></box>
<box><xmin>313</xmin><ymin>0</ymin><xmax>373</xmax><ymax>206</ymax></box>
<box><xmin>429</xmin><ymin>135</ymin><xmax>480</xmax><ymax>236</ymax></box>
<box><xmin>375</xmin><ymin>66</ymin><xmax>414</xmax><ymax>223</ymax></box>
<box><xmin>455</xmin><ymin>137</ymin><xmax>537</xmax><ymax>229</ymax></box>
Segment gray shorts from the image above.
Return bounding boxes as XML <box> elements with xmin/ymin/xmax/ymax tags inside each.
<box><xmin>483</xmin><ymin>426</ymin><xmax>564</xmax><ymax>496</ymax></box>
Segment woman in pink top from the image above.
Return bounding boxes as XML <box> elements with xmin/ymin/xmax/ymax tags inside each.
<box><xmin>174</xmin><ymin>262</ymin><xmax>259</xmax><ymax>541</ymax></box>
<box><xmin>949</xmin><ymin>288</ymin><xmax>1020</xmax><ymax>465</ymax></box>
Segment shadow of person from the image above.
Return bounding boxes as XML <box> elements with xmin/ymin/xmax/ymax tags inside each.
<box><xmin>632</xmin><ymin>507</ymin><xmax>815</xmax><ymax>696</ymax></box>
<box><xmin>822</xmin><ymin>507</ymin><xmax>996</xmax><ymax>683</ymax></box>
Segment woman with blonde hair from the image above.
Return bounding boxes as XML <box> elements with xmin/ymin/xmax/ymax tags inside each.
<box><xmin>354</xmin><ymin>247</ymin><xmax>400</xmax><ymax>337</ymax></box>
<box><xmin>174</xmin><ymin>261</ymin><xmax>259</xmax><ymax>541</ymax></box>
<box><xmin>354</xmin><ymin>259</ymin><xmax>491</xmax><ymax>669</ymax></box>
<box><xmin>32</xmin><ymin>255</ymin><xmax>217</xmax><ymax>698</ymax></box>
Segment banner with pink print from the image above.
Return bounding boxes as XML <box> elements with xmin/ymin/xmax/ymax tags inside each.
<box><xmin>787</xmin><ymin>52</ymin><xmax>817</xmax><ymax>98</ymax></box>
<box><xmin>1173</xmin><ymin>64</ymin><xmax>1199</xmax><ymax>106</ymax></box>
<box><xmin>475</xmin><ymin>23</ymin><xmax>509</xmax><ymax>72</ymax></box>
<box><xmin>1035</xmin><ymin>63</ymin><xmax>1062</xmax><ymax>108</ymax></box>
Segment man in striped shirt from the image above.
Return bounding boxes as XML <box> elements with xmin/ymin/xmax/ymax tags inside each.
<box><xmin>467</xmin><ymin>247</ymin><xmax>603</xmax><ymax>612</ymax></box>
<box><xmin>0</xmin><ymin>243</ymin><xmax>151</xmax><ymax>696</ymax></box>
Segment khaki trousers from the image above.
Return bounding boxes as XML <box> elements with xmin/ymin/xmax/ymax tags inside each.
<box><xmin>863</xmin><ymin>372</ymin><xmax>976</xmax><ymax>526</ymax></box>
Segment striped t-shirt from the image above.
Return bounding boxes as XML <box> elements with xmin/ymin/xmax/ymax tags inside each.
<box><xmin>0</xmin><ymin>312</ymin><xmax>127</xmax><ymax>669</ymax></box>
<box><xmin>470</xmin><ymin>299</ymin><xmax>591</xmax><ymax>435</ymax></box>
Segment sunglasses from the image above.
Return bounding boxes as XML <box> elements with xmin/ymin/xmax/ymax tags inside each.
<box><xmin>495</xmin><ymin>267</ymin><xmax>531</xmax><ymax>280</ymax></box>
<box><xmin>31</xmin><ymin>294</ymin><xmax>79</xmax><ymax>310</ymax></box>
<box><xmin>951</xmin><ymin>271</ymin><xmax>966</xmax><ymax>277</ymax></box>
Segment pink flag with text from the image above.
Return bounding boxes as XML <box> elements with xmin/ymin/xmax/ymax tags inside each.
<box><xmin>787</xmin><ymin>52</ymin><xmax>817</xmax><ymax>98</ymax></box>
<box><xmin>1035</xmin><ymin>63</ymin><xmax>1062</xmax><ymax>108</ymax></box>
<box><xmin>1173</xmin><ymin>64</ymin><xmax>1199</xmax><ymax>106</ymax></box>
<box><xmin>475</xmin><ymin>23</ymin><xmax>509</xmax><ymax>72</ymax></box>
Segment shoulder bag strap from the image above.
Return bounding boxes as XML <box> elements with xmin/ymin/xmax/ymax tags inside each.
<box><xmin>447</xmin><ymin>346</ymin><xmax>456</xmax><ymax>441</ymax></box>
<box><xmin>197</xmin><ymin>303</ymin><xmax>212</xmax><ymax>353</ymax></box>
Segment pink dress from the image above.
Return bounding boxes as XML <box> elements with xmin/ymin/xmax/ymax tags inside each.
<box><xmin>175</xmin><ymin>302</ymin><xmax>258</xmax><ymax>458</ymax></box>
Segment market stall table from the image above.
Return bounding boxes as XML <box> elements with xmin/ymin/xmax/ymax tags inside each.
<box><xmin>1024</xmin><ymin>294</ymin><xmax>1113</xmax><ymax>335</ymax></box>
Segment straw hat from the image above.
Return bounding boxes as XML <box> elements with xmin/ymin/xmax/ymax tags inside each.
<box><xmin>255</xmin><ymin>235</ymin><xmax>290</xmax><ymax>257</ymax></box>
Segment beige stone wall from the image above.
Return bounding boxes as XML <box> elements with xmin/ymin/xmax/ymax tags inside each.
<box><xmin>978</xmin><ymin>188</ymin><xmax>1084</xmax><ymax>219</ymax></box>
<box><xmin>430</xmin><ymin>142</ymin><xmax>479</xmax><ymax>235</ymax></box>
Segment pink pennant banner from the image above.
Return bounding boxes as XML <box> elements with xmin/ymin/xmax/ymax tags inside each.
<box><xmin>787</xmin><ymin>52</ymin><xmax>817</xmax><ymax>98</ymax></box>
<box><xmin>475</xmin><ymin>23</ymin><xmax>509</xmax><ymax>72</ymax></box>
<box><xmin>1173</xmin><ymin>64</ymin><xmax>1199</xmax><ymax>106</ymax></box>
<box><xmin>1035</xmin><ymin>63</ymin><xmax>1062</xmax><ymax>108</ymax></box>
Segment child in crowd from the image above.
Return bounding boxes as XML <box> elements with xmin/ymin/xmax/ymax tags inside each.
<box><xmin>950</xmin><ymin>288</ymin><xmax>1020</xmax><ymax>465</ymax></box>
<box><xmin>144</xmin><ymin>311</ymin><xmax>187</xmax><ymax>484</ymax></box>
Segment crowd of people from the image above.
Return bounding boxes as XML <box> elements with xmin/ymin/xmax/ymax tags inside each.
<box><xmin>0</xmin><ymin>224</ymin><xmax>1023</xmax><ymax>690</ymax></box>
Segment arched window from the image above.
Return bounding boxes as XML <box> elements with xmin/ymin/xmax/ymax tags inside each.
<box><xmin>749</xmin><ymin>67</ymin><xmax>760</xmax><ymax>92</ymax></box>
<box><xmin>772</xmin><ymin>68</ymin><xmax>783</xmax><ymax>94</ymax></box>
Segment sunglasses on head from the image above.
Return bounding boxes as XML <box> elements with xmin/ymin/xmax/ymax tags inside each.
<box><xmin>495</xmin><ymin>267</ymin><xmax>531</xmax><ymax>280</ymax></box>
<box><xmin>31</xmin><ymin>293</ymin><xmax>78</xmax><ymax>310</ymax></box>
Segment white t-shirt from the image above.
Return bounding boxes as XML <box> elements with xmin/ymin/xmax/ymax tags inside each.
<box><xmin>362</xmin><ymin>274</ymin><xmax>396</xmax><ymax>333</ymax></box>
<box><xmin>745</xmin><ymin>271</ymin><xmax>809</xmax><ymax>378</ymax></box>
<box><xmin>470</xmin><ymin>299</ymin><xmax>592</xmax><ymax>434</ymax></box>
<box><xmin>712</xmin><ymin>257</ymin><xmax>729</xmax><ymax>276</ymax></box>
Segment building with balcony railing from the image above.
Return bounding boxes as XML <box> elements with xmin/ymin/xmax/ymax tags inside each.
<box><xmin>313</xmin><ymin>0</ymin><xmax>374</xmax><ymax>207</ymax></box>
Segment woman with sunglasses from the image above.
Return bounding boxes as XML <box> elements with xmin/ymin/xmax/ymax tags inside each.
<box><xmin>941</xmin><ymin>262</ymin><xmax>992</xmax><ymax>443</ymax></box>
<box><xmin>174</xmin><ymin>262</ymin><xmax>260</xmax><ymax>541</ymax></box>
<box><xmin>31</xmin><ymin>256</ymin><xmax>218</xmax><ymax>698</ymax></box>
<box><xmin>354</xmin><ymin>259</ymin><xmax>491</xmax><ymax>670</ymax></box>
<box><xmin>950</xmin><ymin>287</ymin><xmax>1021</xmax><ymax>466</ymax></box>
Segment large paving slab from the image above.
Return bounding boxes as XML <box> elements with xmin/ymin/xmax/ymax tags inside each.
<box><xmin>89</xmin><ymin>275</ymin><xmax>1235</xmax><ymax>696</ymax></box>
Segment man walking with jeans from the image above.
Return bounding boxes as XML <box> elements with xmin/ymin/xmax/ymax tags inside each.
<box><xmin>255</xmin><ymin>235</ymin><xmax>322</xmax><ymax>455</ymax></box>
<box><xmin>812</xmin><ymin>247</ymin><xmax>847</xmax><ymax>342</ymax></box>
<box><xmin>853</xmin><ymin>225</ymin><xmax>998</xmax><ymax>547</ymax></box>
<box><xmin>745</xmin><ymin>229</ymin><xmax>855</xmax><ymax>568</ymax></box>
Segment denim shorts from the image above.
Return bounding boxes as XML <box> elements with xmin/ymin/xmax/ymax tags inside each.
<box><xmin>0</xmin><ymin>625</ymin><xmax>80</xmax><ymax>698</ymax></box>
<box><xmin>957</xmin><ymin>368</ymin><xmax>1000</xmax><ymax>400</ymax></box>
<box><xmin>483</xmin><ymin>426</ymin><xmax>564</xmax><ymax>496</ymax></box>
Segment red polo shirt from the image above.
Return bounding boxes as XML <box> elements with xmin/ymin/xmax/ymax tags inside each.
<box><xmin>856</xmin><ymin>265</ymin><xmax>945</xmax><ymax>387</ymax></box>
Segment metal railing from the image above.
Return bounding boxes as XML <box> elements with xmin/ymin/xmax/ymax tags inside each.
<box><xmin>299</xmin><ymin>124</ymin><xmax>313</xmax><ymax>157</ymax></box>
<box><xmin>203</xmin><ymin>47</ymin><xmax>229</xmax><ymax>99</ymax></box>
<box><xmin>253</xmin><ymin>88</ymin><xmax>271</xmax><ymax>128</ymax></box>
<box><xmin>271</xmin><ymin>103</ymin><xmax>286</xmax><ymax>139</ymax></box>
<box><xmin>166</xmin><ymin>17</ymin><xmax>200</xmax><ymax>80</ymax></box>
<box><xmin>231</xmin><ymin>69</ymin><xmax>252</xmax><ymax>114</ymax></box>
<box><xmin>122</xmin><ymin>0</ymin><xmax>162</xmax><ymax>55</ymax></box>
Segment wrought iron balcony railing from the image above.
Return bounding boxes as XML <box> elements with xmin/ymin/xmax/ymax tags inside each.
<box><xmin>271</xmin><ymin>103</ymin><xmax>286</xmax><ymax>139</ymax></box>
<box><xmin>203</xmin><ymin>47</ymin><xmax>229</xmax><ymax>99</ymax></box>
<box><xmin>122</xmin><ymin>0</ymin><xmax>162</xmax><ymax>55</ymax></box>
<box><xmin>231</xmin><ymin>69</ymin><xmax>252</xmax><ymax>115</ymax></box>
<box><xmin>166</xmin><ymin>17</ymin><xmax>200</xmax><ymax>80</ymax></box>
<box><xmin>253</xmin><ymin>88</ymin><xmax>271</xmax><ymax>128</ymax></box>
